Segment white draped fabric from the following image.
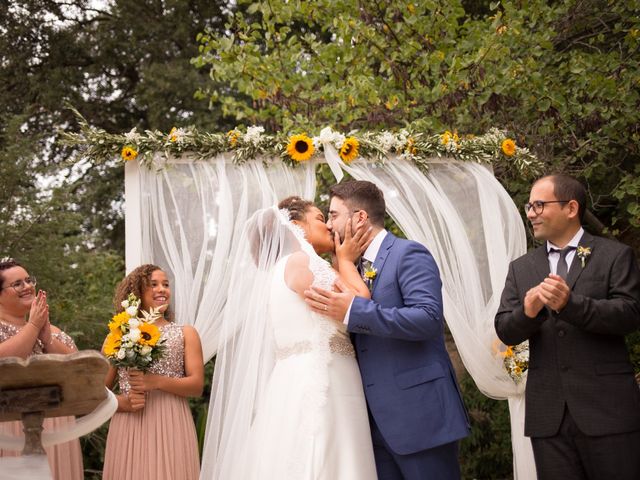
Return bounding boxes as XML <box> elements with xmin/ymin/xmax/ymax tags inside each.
<box><xmin>125</xmin><ymin>155</ymin><xmax>316</xmax><ymax>361</ymax></box>
<box><xmin>124</xmin><ymin>153</ymin><xmax>534</xmax><ymax>478</ymax></box>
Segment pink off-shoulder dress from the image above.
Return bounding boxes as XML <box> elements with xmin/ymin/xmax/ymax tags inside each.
<box><xmin>102</xmin><ymin>322</ymin><xmax>200</xmax><ymax>480</ymax></box>
<box><xmin>0</xmin><ymin>322</ymin><xmax>83</xmax><ymax>480</ymax></box>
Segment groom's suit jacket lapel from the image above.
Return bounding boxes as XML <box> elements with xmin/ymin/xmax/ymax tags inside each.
<box><xmin>371</xmin><ymin>232</ymin><xmax>396</xmax><ymax>298</ymax></box>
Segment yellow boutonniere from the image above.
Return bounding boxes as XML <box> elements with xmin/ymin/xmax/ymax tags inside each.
<box><xmin>363</xmin><ymin>265</ymin><xmax>377</xmax><ymax>289</ymax></box>
<box><xmin>576</xmin><ymin>246</ymin><xmax>591</xmax><ymax>267</ymax></box>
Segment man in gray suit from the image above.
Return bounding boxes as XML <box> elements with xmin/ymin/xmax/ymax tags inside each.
<box><xmin>495</xmin><ymin>174</ymin><xmax>640</xmax><ymax>479</ymax></box>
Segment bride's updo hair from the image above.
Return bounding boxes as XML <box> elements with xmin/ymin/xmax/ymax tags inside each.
<box><xmin>278</xmin><ymin>196</ymin><xmax>314</xmax><ymax>222</ymax></box>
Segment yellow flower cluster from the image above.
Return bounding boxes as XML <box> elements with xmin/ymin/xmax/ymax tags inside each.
<box><xmin>121</xmin><ymin>146</ymin><xmax>138</xmax><ymax>161</ymax></box>
<box><xmin>501</xmin><ymin>139</ymin><xmax>516</xmax><ymax>156</ymax></box>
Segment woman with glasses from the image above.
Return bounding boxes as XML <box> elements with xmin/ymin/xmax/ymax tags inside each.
<box><xmin>0</xmin><ymin>257</ymin><xmax>83</xmax><ymax>480</ymax></box>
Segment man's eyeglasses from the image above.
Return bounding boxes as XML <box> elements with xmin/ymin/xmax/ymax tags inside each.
<box><xmin>1</xmin><ymin>276</ymin><xmax>37</xmax><ymax>292</ymax></box>
<box><xmin>328</xmin><ymin>209</ymin><xmax>362</xmax><ymax>220</ymax></box>
<box><xmin>524</xmin><ymin>200</ymin><xmax>569</xmax><ymax>215</ymax></box>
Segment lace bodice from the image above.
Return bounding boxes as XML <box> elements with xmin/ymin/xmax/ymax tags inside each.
<box><xmin>0</xmin><ymin>321</ymin><xmax>77</xmax><ymax>354</ymax></box>
<box><xmin>117</xmin><ymin>322</ymin><xmax>185</xmax><ymax>394</ymax></box>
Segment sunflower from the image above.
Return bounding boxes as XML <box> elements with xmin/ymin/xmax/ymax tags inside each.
<box><xmin>109</xmin><ymin>311</ymin><xmax>130</xmax><ymax>332</ymax></box>
<box><xmin>103</xmin><ymin>331</ymin><xmax>122</xmax><ymax>357</ymax></box>
<box><xmin>501</xmin><ymin>138</ymin><xmax>516</xmax><ymax>156</ymax></box>
<box><xmin>339</xmin><ymin>137</ymin><xmax>359</xmax><ymax>164</ymax></box>
<box><xmin>286</xmin><ymin>134</ymin><xmax>315</xmax><ymax>162</ymax></box>
<box><xmin>138</xmin><ymin>322</ymin><xmax>161</xmax><ymax>346</ymax></box>
<box><xmin>121</xmin><ymin>146</ymin><xmax>138</xmax><ymax>161</ymax></box>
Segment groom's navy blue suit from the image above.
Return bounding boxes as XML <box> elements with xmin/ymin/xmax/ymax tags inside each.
<box><xmin>348</xmin><ymin>232</ymin><xmax>470</xmax><ymax>479</ymax></box>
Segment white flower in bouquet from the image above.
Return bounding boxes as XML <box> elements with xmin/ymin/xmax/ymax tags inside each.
<box><xmin>128</xmin><ymin>328</ymin><xmax>141</xmax><ymax>343</ymax></box>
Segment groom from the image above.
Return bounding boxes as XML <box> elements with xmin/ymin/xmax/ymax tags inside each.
<box><xmin>305</xmin><ymin>180</ymin><xmax>469</xmax><ymax>479</ymax></box>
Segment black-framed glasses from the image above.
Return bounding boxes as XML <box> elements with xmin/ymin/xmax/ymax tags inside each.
<box><xmin>1</xmin><ymin>276</ymin><xmax>37</xmax><ymax>292</ymax></box>
<box><xmin>524</xmin><ymin>200</ymin><xmax>570</xmax><ymax>215</ymax></box>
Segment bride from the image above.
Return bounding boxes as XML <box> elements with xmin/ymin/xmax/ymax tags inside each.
<box><xmin>200</xmin><ymin>196</ymin><xmax>378</xmax><ymax>479</ymax></box>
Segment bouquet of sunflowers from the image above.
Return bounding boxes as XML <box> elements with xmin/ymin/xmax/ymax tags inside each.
<box><xmin>501</xmin><ymin>340</ymin><xmax>529</xmax><ymax>383</ymax></box>
<box><xmin>103</xmin><ymin>293</ymin><xmax>165</xmax><ymax>370</ymax></box>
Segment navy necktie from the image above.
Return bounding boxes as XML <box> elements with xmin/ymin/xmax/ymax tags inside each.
<box><xmin>550</xmin><ymin>246</ymin><xmax>576</xmax><ymax>279</ymax></box>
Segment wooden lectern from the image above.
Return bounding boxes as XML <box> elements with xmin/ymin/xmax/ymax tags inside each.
<box><xmin>0</xmin><ymin>351</ymin><xmax>109</xmax><ymax>455</ymax></box>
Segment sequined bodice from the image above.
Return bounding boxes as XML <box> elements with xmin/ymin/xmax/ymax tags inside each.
<box><xmin>117</xmin><ymin>322</ymin><xmax>185</xmax><ymax>394</ymax></box>
<box><xmin>0</xmin><ymin>321</ymin><xmax>76</xmax><ymax>354</ymax></box>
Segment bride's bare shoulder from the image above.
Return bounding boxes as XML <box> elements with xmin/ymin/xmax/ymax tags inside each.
<box><xmin>284</xmin><ymin>251</ymin><xmax>314</xmax><ymax>296</ymax></box>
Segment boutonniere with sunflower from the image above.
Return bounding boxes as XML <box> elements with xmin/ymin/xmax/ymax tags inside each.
<box><xmin>103</xmin><ymin>293</ymin><xmax>166</xmax><ymax>371</ymax></box>
<box><xmin>576</xmin><ymin>246</ymin><xmax>592</xmax><ymax>268</ymax></box>
<box><xmin>363</xmin><ymin>265</ymin><xmax>377</xmax><ymax>290</ymax></box>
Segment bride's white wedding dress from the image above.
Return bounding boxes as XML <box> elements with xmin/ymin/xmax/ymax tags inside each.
<box><xmin>201</xmin><ymin>207</ymin><xmax>377</xmax><ymax>480</ymax></box>
<box><xmin>243</xmin><ymin>252</ymin><xmax>377</xmax><ymax>479</ymax></box>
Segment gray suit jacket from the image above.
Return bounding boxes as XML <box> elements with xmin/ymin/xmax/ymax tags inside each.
<box><xmin>495</xmin><ymin>231</ymin><xmax>640</xmax><ymax>437</ymax></box>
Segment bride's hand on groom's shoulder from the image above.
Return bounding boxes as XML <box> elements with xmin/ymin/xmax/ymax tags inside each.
<box><xmin>335</xmin><ymin>221</ymin><xmax>373</xmax><ymax>264</ymax></box>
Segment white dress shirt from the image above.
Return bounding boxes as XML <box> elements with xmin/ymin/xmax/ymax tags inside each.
<box><xmin>343</xmin><ymin>229</ymin><xmax>388</xmax><ymax>325</ymax></box>
<box><xmin>546</xmin><ymin>227</ymin><xmax>584</xmax><ymax>275</ymax></box>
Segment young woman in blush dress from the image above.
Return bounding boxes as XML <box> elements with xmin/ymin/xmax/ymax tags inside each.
<box><xmin>102</xmin><ymin>264</ymin><xmax>204</xmax><ymax>480</ymax></box>
<box><xmin>0</xmin><ymin>258</ymin><xmax>82</xmax><ymax>480</ymax></box>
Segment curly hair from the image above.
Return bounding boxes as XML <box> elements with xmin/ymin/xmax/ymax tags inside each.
<box><xmin>113</xmin><ymin>264</ymin><xmax>174</xmax><ymax>321</ymax></box>
<box><xmin>278</xmin><ymin>196</ymin><xmax>314</xmax><ymax>222</ymax></box>
<box><xmin>0</xmin><ymin>258</ymin><xmax>23</xmax><ymax>289</ymax></box>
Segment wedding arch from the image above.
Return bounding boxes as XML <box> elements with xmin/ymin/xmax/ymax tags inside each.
<box><xmin>66</xmin><ymin>122</ymin><xmax>543</xmax><ymax>479</ymax></box>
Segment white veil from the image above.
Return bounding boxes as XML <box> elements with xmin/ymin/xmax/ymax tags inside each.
<box><xmin>199</xmin><ymin>206</ymin><xmax>305</xmax><ymax>479</ymax></box>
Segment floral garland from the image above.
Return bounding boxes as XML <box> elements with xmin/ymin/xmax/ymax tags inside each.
<box><xmin>61</xmin><ymin>111</ymin><xmax>543</xmax><ymax>177</ymax></box>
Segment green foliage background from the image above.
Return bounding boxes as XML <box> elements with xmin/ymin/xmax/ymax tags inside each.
<box><xmin>1</xmin><ymin>0</ymin><xmax>639</xmax><ymax>478</ymax></box>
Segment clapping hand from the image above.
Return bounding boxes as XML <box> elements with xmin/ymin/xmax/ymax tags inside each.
<box><xmin>523</xmin><ymin>286</ymin><xmax>545</xmax><ymax>319</ymax></box>
<box><xmin>28</xmin><ymin>290</ymin><xmax>49</xmax><ymax>331</ymax></box>
<box><xmin>539</xmin><ymin>274</ymin><xmax>570</xmax><ymax>312</ymax></box>
<box><xmin>524</xmin><ymin>274</ymin><xmax>571</xmax><ymax>318</ymax></box>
